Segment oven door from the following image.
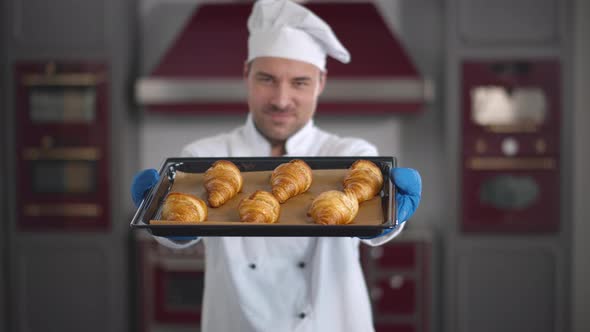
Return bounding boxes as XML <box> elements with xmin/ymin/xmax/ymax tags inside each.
<box><xmin>136</xmin><ymin>235</ymin><xmax>205</xmax><ymax>331</ymax></box>
<box><xmin>154</xmin><ymin>263</ymin><xmax>204</xmax><ymax>324</ymax></box>
<box><xmin>461</xmin><ymin>60</ymin><xmax>560</xmax><ymax>233</ymax></box>
<box><xmin>18</xmin><ymin>147</ymin><xmax>109</xmax><ymax>229</ymax></box>
<box><xmin>15</xmin><ymin>61</ymin><xmax>110</xmax><ymax>230</ymax></box>
<box><xmin>463</xmin><ymin>167</ymin><xmax>559</xmax><ymax>232</ymax></box>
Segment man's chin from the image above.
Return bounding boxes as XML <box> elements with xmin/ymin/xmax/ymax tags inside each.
<box><xmin>263</xmin><ymin>123</ymin><xmax>290</xmax><ymax>136</ymax></box>
<box><xmin>264</xmin><ymin>128</ymin><xmax>294</xmax><ymax>143</ymax></box>
<box><xmin>267</xmin><ymin>133</ymin><xmax>291</xmax><ymax>143</ymax></box>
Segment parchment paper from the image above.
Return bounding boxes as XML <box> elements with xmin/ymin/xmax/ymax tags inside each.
<box><xmin>150</xmin><ymin>169</ymin><xmax>385</xmax><ymax>226</ymax></box>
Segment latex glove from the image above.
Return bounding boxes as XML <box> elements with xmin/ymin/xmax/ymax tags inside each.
<box><xmin>131</xmin><ymin>169</ymin><xmax>160</xmax><ymax>208</ymax></box>
<box><xmin>393</xmin><ymin>167</ymin><xmax>422</xmax><ymax>223</ymax></box>
<box><xmin>362</xmin><ymin>167</ymin><xmax>422</xmax><ymax>239</ymax></box>
<box><xmin>131</xmin><ymin>169</ymin><xmax>197</xmax><ymax>242</ymax></box>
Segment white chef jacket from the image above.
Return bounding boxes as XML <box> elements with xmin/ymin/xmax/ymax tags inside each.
<box><xmin>155</xmin><ymin>114</ymin><xmax>405</xmax><ymax>332</ymax></box>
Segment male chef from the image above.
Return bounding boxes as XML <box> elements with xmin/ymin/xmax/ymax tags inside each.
<box><xmin>131</xmin><ymin>0</ymin><xmax>422</xmax><ymax>331</ymax></box>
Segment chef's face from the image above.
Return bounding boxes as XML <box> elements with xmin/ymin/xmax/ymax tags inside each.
<box><xmin>245</xmin><ymin>57</ymin><xmax>325</xmax><ymax>144</ymax></box>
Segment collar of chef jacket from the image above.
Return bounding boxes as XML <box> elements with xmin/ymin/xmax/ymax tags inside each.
<box><xmin>243</xmin><ymin>113</ymin><xmax>316</xmax><ymax>157</ymax></box>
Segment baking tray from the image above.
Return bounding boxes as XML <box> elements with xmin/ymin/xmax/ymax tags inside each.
<box><xmin>130</xmin><ymin>157</ymin><xmax>397</xmax><ymax>237</ymax></box>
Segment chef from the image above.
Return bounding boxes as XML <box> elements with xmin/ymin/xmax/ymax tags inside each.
<box><xmin>131</xmin><ymin>0</ymin><xmax>422</xmax><ymax>331</ymax></box>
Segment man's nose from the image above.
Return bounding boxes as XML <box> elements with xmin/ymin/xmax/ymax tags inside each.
<box><xmin>270</xmin><ymin>83</ymin><xmax>292</xmax><ymax>110</ymax></box>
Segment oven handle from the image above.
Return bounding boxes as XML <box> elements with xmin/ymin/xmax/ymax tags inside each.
<box><xmin>467</xmin><ymin>157</ymin><xmax>556</xmax><ymax>170</ymax></box>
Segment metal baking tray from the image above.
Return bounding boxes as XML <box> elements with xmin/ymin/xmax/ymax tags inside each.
<box><xmin>130</xmin><ymin>157</ymin><xmax>397</xmax><ymax>237</ymax></box>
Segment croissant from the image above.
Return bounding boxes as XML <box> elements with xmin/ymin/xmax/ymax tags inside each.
<box><xmin>238</xmin><ymin>190</ymin><xmax>281</xmax><ymax>224</ymax></box>
<box><xmin>270</xmin><ymin>159</ymin><xmax>313</xmax><ymax>203</ymax></box>
<box><xmin>343</xmin><ymin>160</ymin><xmax>384</xmax><ymax>203</ymax></box>
<box><xmin>161</xmin><ymin>192</ymin><xmax>208</xmax><ymax>222</ymax></box>
<box><xmin>307</xmin><ymin>190</ymin><xmax>359</xmax><ymax>225</ymax></box>
<box><xmin>204</xmin><ymin>160</ymin><xmax>243</xmax><ymax>207</ymax></box>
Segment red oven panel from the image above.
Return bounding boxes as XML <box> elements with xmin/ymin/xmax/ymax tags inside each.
<box><xmin>154</xmin><ymin>267</ymin><xmax>203</xmax><ymax>324</ymax></box>
<box><xmin>370</xmin><ymin>243</ymin><xmax>416</xmax><ymax>270</ymax></box>
<box><xmin>363</xmin><ymin>237</ymin><xmax>432</xmax><ymax>332</ymax></box>
<box><xmin>373</xmin><ymin>276</ymin><xmax>416</xmax><ymax>315</ymax></box>
<box><xmin>463</xmin><ymin>169</ymin><xmax>559</xmax><ymax>232</ymax></box>
<box><xmin>461</xmin><ymin>60</ymin><xmax>560</xmax><ymax>233</ymax></box>
<box><xmin>463</xmin><ymin>134</ymin><xmax>559</xmax><ymax>156</ymax></box>
<box><xmin>15</xmin><ymin>61</ymin><xmax>110</xmax><ymax>230</ymax></box>
<box><xmin>135</xmin><ymin>234</ymin><xmax>206</xmax><ymax>332</ymax></box>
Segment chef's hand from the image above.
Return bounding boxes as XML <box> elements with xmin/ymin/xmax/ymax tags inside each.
<box><xmin>131</xmin><ymin>169</ymin><xmax>160</xmax><ymax>207</ymax></box>
<box><xmin>131</xmin><ymin>169</ymin><xmax>197</xmax><ymax>242</ymax></box>
<box><xmin>393</xmin><ymin>167</ymin><xmax>422</xmax><ymax>223</ymax></box>
<box><xmin>362</xmin><ymin>167</ymin><xmax>422</xmax><ymax>239</ymax></box>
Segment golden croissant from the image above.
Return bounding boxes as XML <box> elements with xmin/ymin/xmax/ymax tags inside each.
<box><xmin>161</xmin><ymin>192</ymin><xmax>208</xmax><ymax>222</ymax></box>
<box><xmin>238</xmin><ymin>190</ymin><xmax>281</xmax><ymax>224</ymax></box>
<box><xmin>307</xmin><ymin>190</ymin><xmax>359</xmax><ymax>225</ymax></box>
<box><xmin>203</xmin><ymin>160</ymin><xmax>243</xmax><ymax>207</ymax></box>
<box><xmin>271</xmin><ymin>159</ymin><xmax>313</xmax><ymax>203</ymax></box>
<box><xmin>343</xmin><ymin>160</ymin><xmax>384</xmax><ymax>203</ymax></box>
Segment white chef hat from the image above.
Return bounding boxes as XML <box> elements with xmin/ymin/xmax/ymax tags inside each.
<box><xmin>247</xmin><ymin>0</ymin><xmax>350</xmax><ymax>71</ymax></box>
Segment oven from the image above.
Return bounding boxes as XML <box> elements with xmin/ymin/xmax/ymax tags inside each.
<box><xmin>461</xmin><ymin>59</ymin><xmax>560</xmax><ymax>232</ymax></box>
<box><xmin>135</xmin><ymin>233</ymin><xmax>205</xmax><ymax>331</ymax></box>
<box><xmin>15</xmin><ymin>61</ymin><xmax>110</xmax><ymax>230</ymax></box>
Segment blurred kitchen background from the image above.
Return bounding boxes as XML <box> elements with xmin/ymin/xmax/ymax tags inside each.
<box><xmin>1</xmin><ymin>0</ymin><xmax>589</xmax><ymax>331</ymax></box>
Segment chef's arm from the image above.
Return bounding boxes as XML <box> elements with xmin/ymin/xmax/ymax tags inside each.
<box><xmin>361</xmin><ymin>168</ymin><xmax>422</xmax><ymax>247</ymax></box>
<box><xmin>131</xmin><ymin>169</ymin><xmax>201</xmax><ymax>248</ymax></box>
<box><xmin>152</xmin><ymin>235</ymin><xmax>201</xmax><ymax>249</ymax></box>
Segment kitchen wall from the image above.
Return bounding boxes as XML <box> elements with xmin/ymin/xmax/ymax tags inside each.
<box><xmin>572</xmin><ymin>0</ymin><xmax>590</xmax><ymax>329</ymax></box>
<box><xmin>1</xmin><ymin>0</ymin><xmax>7</xmax><ymax>328</ymax></box>
<box><xmin>1</xmin><ymin>0</ymin><xmax>138</xmax><ymax>331</ymax></box>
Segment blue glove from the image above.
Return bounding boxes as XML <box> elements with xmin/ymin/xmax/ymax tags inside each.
<box><xmin>131</xmin><ymin>169</ymin><xmax>197</xmax><ymax>242</ymax></box>
<box><xmin>362</xmin><ymin>167</ymin><xmax>422</xmax><ymax>239</ymax></box>
<box><xmin>131</xmin><ymin>169</ymin><xmax>160</xmax><ymax>208</ymax></box>
<box><xmin>393</xmin><ymin>167</ymin><xmax>422</xmax><ymax>223</ymax></box>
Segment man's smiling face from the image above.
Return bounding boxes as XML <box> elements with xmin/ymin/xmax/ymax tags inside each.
<box><xmin>245</xmin><ymin>57</ymin><xmax>325</xmax><ymax>144</ymax></box>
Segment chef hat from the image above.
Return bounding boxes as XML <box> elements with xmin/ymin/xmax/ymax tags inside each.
<box><xmin>247</xmin><ymin>0</ymin><xmax>350</xmax><ymax>71</ymax></box>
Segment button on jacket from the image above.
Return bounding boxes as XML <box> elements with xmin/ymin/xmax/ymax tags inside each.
<box><xmin>155</xmin><ymin>115</ymin><xmax>405</xmax><ymax>332</ymax></box>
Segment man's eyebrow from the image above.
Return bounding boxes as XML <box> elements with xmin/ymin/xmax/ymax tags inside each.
<box><xmin>253</xmin><ymin>71</ymin><xmax>312</xmax><ymax>82</ymax></box>
<box><xmin>254</xmin><ymin>71</ymin><xmax>275</xmax><ymax>78</ymax></box>
<box><xmin>293</xmin><ymin>76</ymin><xmax>312</xmax><ymax>82</ymax></box>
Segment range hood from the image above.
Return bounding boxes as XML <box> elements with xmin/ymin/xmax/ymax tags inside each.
<box><xmin>136</xmin><ymin>2</ymin><xmax>433</xmax><ymax>113</ymax></box>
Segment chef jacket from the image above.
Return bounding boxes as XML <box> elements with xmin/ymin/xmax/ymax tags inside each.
<box><xmin>155</xmin><ymin>114</ymin><xmax>405</xmax><ymax>332</ymax></box>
